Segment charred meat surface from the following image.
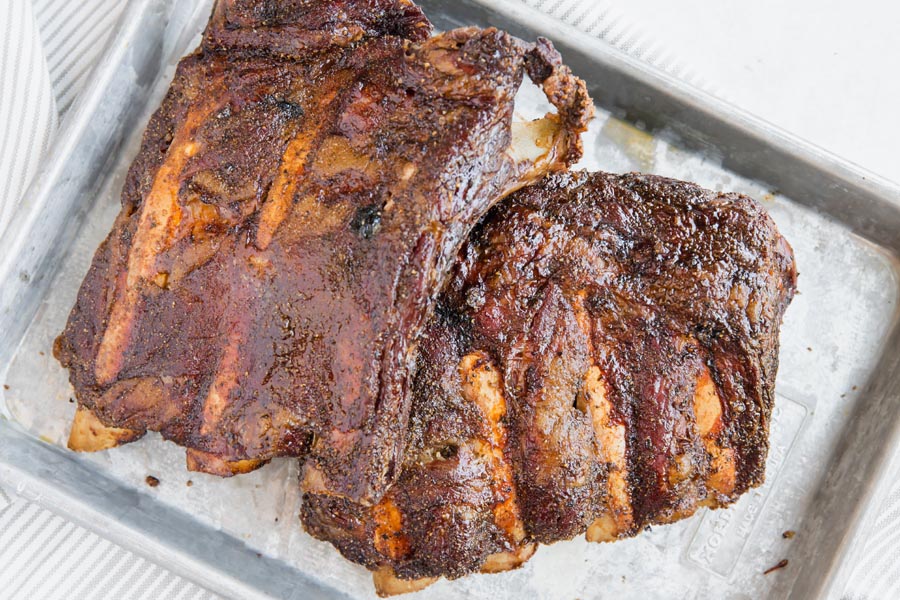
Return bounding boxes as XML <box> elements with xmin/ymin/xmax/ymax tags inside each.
<box><xmin>53</xmin><ymin>0</ymin><xmax>591</xmax><ymax>502</ymax></box>
<box><xmin>302</xmin><ymin>171</ymin><xmax>797</xmax><ymax>590</ymax></box>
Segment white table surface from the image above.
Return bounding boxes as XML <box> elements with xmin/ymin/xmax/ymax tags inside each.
<box><xmin>2</xmin><ymin>1</ymin><xmax>899</xmax><ymax>598</ymax></box>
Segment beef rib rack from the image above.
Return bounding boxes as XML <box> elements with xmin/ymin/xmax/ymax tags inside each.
<box><xmin>301</xmin><ymin>171</ymin><xmax>797</xmax><ymax>594</ymax></box>
<box><xmin>54</xmin><ymin>0</ymin><xmax>592</xmax><ymax>503</ymax></box>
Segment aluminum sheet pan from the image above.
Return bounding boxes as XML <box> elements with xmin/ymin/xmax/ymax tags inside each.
<box><xmin>2</xmin><ymin>1</ymin><xmax>899</xmax><ymax>599</ymax></box>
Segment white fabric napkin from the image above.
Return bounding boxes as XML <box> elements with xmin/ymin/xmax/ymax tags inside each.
<box><xmin>0</xmin><ymin>485</ymin><xmax>11</xmax><ymax>512</ymax></box>
<box><xmin>0</xmin><ymin>1</ymin><xmax>897</xmax><ymax>599</ymax></box>
<box><xmin>0</xmin><ymin>494</ymin><xmax>213</xmax><ymax>600</ymax></box>
<box><xmin>0</xmin><ymin>0</ymin><xmax>56</xmax><ymax>237</ymax></box>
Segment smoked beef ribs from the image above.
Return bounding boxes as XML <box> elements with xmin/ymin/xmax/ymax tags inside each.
<box><xmin>53</xmin><ymin>1</ymin><xmax>798</xmax><ymax>594</ymax></box>
<box><xmin>54</xmin><ymin>0</ymin><xmax>591</xmax><ymax>503</ymax></box>
<box><xmin>301</xmin><ymin>171</ymin><xmax>797</xmax><ymax>594</ymax></box>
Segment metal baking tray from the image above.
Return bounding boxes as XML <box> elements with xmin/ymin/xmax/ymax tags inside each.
<box><xmin>2</xmin><ymin>0</ymin><xmax>899</xmax><ymax>598</ymax></box>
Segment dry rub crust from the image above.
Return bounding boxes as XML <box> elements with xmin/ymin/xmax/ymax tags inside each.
<box><xmin>302</xmin><ymin>171</ymin><xmax>796</xmax><ymax>593</ymax></box>
<box><xmin>53</xmin><ymin>0</ymin><xmax>591</xmax><ymax>503</ymax></box>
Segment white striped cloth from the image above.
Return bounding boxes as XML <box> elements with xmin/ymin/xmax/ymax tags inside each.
<box><xmin>0</xmin><ymin>495</ymin><xmax>213</xmax><ymax>600</ymax></box>
<box><xmin>0</xmin><ymin>0</ymin><xmax>56</xmax><ymax>237</ymax></box>
<box><xmin>0</xmin><ymin>1</ymin><xmax>898</xmax><ymax>599</ymax></box>
<box><xmin>31</xmin><ymin>0</ymin><xmax>130</xmax><ymax>115</ymax></box>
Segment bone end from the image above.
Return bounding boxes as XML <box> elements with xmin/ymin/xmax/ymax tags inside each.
<box><xmin>586</xmin><ymin>514</ymin><xmax>621</xmax><ymax>543</ymax></box>
<box><xmin>68</xmin><ymin>406</ymin><xmax>144</xmax><ymax>452</ymax></box>
<box><xmin>185</xmin><ymin>448</ymin><xmax>267</xmax><ymax>477</ymax></box>
<box><xmin>480</xmin><ymin>543</ymin><xmax>537</xmax><ymax>574</ymax></box>
<box><xmin>372</xmin><ymin>566</ymin><xmax>437</xmax><ymax>597</ymax></box>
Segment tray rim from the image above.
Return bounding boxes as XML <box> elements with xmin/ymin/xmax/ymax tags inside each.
<box><xmin>2</xmin><ymin>0</ymin><xmax>899</xmax><ymax>598</ymax></box>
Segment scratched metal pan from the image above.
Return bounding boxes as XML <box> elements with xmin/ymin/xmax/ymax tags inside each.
<box><xmin>1</xmin><ymin>0</ymin><xmax>898</xmax><ymax>598</ymax></box>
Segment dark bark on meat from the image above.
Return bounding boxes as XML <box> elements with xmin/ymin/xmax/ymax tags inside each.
<box><xmin>53</xmin><ymin>0</ymin><xmax>591</xmax><ymax>503</ymax></box>
<box><xmin>302</xmin><ymin>171</ymin><xmax>797</xmax><ymax>582</ymax></box>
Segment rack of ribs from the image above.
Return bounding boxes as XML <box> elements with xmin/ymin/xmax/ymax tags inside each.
<box><xmin>53</xmin><ymin>0</ymin><xmax>592</xmax><ymax>502</ymax></box>
<box><xmin>301</xmin><ymin>171</ymin><xmax>797</xmax><ymax>595</ymax></box>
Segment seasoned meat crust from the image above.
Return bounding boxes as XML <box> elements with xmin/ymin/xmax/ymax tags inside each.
<box><xmin>302</xmin><ymin>171</ymin><xmax>797</xmax><ymax>591</ymax></box>
<box><xmin>53</xmin><ymin>0</ymin><xmax>591</xmax><ymax>502</ymax></box>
